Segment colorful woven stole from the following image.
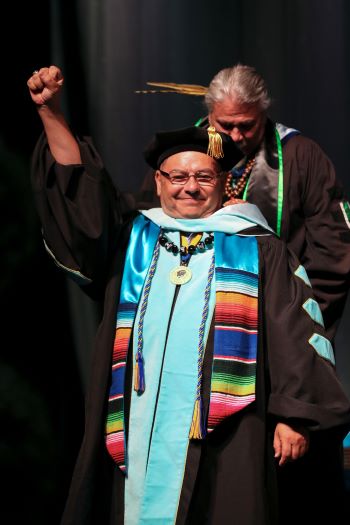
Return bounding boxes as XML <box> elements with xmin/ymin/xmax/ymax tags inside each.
<box><xmin>208</xmin><ymin>267</ymin><xmax>258</xmax><ymax>430</ymax></box>
<box><xmin>105</xmin><ymin>216</ymin><xmax>159</xmax><ymax>471</ymax></box>
<box><xmin>207</xmin><ymin>230</ymin><xmax>259</xmax><ymax>431</ymax></box>
<box><xmin>105</xmin><ymin>214</ymin><xmax>259</xmax><ymax>473</ymax></box>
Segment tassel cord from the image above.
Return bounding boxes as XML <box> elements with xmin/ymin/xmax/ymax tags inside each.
<box><xmin>135</xmin><ymin>241</ymin><xmax>161</xmax><ymax>394</ymax></box>
<box><xmin>189</xmin><ymin>252</ymin><xmax>215</xmax><ymax>439</ymax></box>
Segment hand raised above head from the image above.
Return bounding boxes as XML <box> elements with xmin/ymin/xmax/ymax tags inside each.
<box><xmin>27</xmin><ymin>65</ymin><xmax>81</xmax><ymax>164</ymax></box>
<box><xmin>27</xmin><ymin>65</ymin><xmax>64</xmax><ymax>109</ymax></box>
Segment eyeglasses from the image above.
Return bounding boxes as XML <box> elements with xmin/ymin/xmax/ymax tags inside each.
<box><xmin>159</xmin><ymin>169</ymin><xmax>222</xmax><ymax>186</ymax></box>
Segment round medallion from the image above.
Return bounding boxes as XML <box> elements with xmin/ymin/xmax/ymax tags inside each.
<box><xmin>169</xmin><ymin>266</ymin><xmax>192</xmax><ymax>285</ymax></box>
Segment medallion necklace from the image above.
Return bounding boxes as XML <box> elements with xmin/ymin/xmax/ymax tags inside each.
<box><xmin>158</xmin><ymin>230</ymin><xmax>214</xmax><ymax>285</ymax></box>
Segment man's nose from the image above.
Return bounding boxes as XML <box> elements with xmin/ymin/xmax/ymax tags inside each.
<box><xmin>184</xmin><ymin>174</ymin><xmax>201</xmax><ymax>191</ymax></box>
<box><xmin>230</xmin><ymin>127</ymin><xmax>243</xmax><ymax>143</ymax></box>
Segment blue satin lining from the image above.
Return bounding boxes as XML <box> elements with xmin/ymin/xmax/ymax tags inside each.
<box><xmin>120</xmin><ymin>215</ymin><xmax>159</xmax><ymax>304</ymax></box>
<box><xmin>215</xmin><ymin>232</ymin><xmax>259</xmax><ymax>273</ymax></box>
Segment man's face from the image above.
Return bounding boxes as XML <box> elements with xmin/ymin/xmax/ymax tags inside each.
<box><xmin>155</xmin><ymin>151</ymin><xmax>225</xmax><ymax>219</ymax></box>
<box><xmin>209</xmin><ymin>97</ymin><xmax>266</xmax><ymax>156</ymax></box>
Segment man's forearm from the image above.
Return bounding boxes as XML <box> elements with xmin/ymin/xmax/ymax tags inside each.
<box><xmin>37</xmin><ymin>105</ymin><xmax>82</xmax><ymax>165</ymax></box>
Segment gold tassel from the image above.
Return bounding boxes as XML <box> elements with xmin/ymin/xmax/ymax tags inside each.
<box><xmin>207</xmin><ymin>126</ymin><xmax>224</xmax><ymax>159</ymax></box>
<box><xmin>189</xmin><ymin>399</ymin><xmax>203</xmax><ymax>439</ymax></box>
<box><xmin>134</xmin><ymin>81</ymin><xmax>208</xmax><ymax>96</ymax></box>
<box><xmin>134</xmin><ymin>360</ymin><xmax>139</xmax><ymax>392</ymax></box>
<box><xmin>134</xmin><ymin>350</ymin><xmax>145</xmax><ymax>394</ymax></box>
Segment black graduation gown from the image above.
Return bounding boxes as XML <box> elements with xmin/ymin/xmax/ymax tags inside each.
<box><xmin>31</xmin><ymin>135</ymin><xmax>350</xmax><ymax>525</ymax></box>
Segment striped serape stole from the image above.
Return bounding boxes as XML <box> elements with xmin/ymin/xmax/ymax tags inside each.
<box><xmin>207</xmin><ymin>267</ymin><xmax>258</xmax><ymax>431</ymax></box>
<box><xmin>105</xmin><ymin>302</ymin><xmax>137</xmax><ymax>472</ymax></box>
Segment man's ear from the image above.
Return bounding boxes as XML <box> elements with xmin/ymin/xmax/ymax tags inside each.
<box><xmin>154</xmin><ymin>170</ymin><xmax>162</xmax><ymax>197</ymax></box>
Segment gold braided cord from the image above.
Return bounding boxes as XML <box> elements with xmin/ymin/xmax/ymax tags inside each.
<box><xmin>135</xmin><ymin>81</ymin><xmax>208</xmax><ymax>96</ymax></box>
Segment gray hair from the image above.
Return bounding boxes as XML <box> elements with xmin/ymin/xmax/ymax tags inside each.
<box><xmin>205</xmin><ymin>64</ymin><xmax>271</xmax><ymax>113</ymax></box>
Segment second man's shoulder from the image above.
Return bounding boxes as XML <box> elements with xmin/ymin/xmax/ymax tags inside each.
<box><xmin>283</xmin><ymin>133</ymin><xmax>333</xmax><ymax>164</ymax></box>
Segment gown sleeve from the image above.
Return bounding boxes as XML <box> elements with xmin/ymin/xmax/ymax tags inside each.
<box><xmin>259</xmin><ymin>236</ymin><xmax>350</xmax><ymax>433</ymax></box>
<box><xmin>30</xmin><ymin>133</ymin><xmax>127</xmax><ymax>297</ymax></box>
<box><xmin>292</xmin><ymin>137</ymin><xmax>350</xmax><ymax>341</ymax></box>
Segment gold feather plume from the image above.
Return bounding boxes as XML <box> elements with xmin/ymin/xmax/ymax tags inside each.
<box><xmin>135</xmin><ymin>81</ymin><xmax>208</xmax><ymax>96</ymax></box>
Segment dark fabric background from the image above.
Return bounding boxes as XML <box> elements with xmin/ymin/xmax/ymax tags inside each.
<box><xmin>1</xmin><ymin>1</ymin><xmax>349</xmax><ymax>523</ymax></box>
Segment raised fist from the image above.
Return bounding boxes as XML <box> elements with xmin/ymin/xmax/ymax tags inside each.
<box><xmin>27</xmin><ymin>65</ymin><xmax>64</xmax><ymax>108</ymax></box>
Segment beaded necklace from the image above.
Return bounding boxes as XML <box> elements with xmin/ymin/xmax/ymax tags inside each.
<box><xmin>159</xmin><ymin>230</ymin><xmax>214</xmax><ymax>257</ymax></box>
<box><xmin>159</xmin><ymin>230</ymin><xmax>214</xmax><ymax>285</ymax></box>
<box><xmin>224</xmin><ymin>157</ymin><xmax>255</xmax><ymax>200</ymax></box>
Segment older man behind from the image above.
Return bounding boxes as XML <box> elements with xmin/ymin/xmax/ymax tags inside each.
<box><xmin>28</xmin><ymin>66</ymin><xmax>350</xmax><ymax>525</ymax></box>
<box><xmin>203</xmin><ymin>65</ymin><xmax>350</xmax><ymax>344</ymax></box>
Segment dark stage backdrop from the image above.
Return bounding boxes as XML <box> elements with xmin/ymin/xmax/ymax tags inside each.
<box><xmin>1</xmin><ymin>1</ymin><xmax>349</xmax><ymax>523</ymax></box>
<box><xmin>55</xmin><ymin>0</ymin><xmax>350</xmax><ymax>400</ymax></box>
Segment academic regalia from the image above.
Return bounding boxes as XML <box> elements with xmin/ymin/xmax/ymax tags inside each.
<box><xmin>31</xmin><ymin>134</ymin><xmax>350</xmax><ymax>525</ymax></box>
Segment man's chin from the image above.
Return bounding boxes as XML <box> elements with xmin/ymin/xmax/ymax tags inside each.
<box><xmin>168</xmin><ymin>209</ymin><xmax>217</xmax><ymax>219</ymax></box>
<box><xmin>164</xmin><ymin>208</ymin><xmax>203</xmax><ymax>219</ymax></box>
<box><xmin>163</xmin><ymin>202</ymin><xmax>221</xmax><ymax>219</ymax></box>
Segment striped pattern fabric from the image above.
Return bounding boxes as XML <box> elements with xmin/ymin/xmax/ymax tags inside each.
<box><xmin>105</xmin><ymin>246</ymin><xmax>259</xmax><ymax>472</ymax></box>
<box><xmin>105</xmin><ymin>302</ymin><xmax>138</xmax><ymax>472</ymax></box>
<box><xmin>207</xmin><ymin>267</ymin><xmax>258</xmax><ymax>431</ymax></box>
